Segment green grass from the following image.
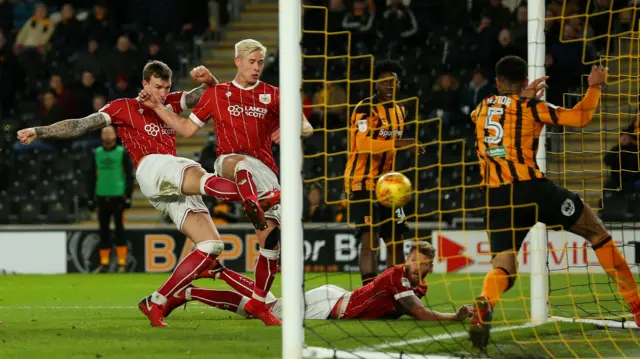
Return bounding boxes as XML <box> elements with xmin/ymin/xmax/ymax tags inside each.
<box><xmin>0</xmin><ymin>273</ymin><xmax>639</xmax><ymax>358</ymax></box>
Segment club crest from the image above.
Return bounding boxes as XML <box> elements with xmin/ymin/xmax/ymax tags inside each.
<box><xmin>259</xmin><ymin>94</ymin><xmax>271</xmax><ymax>104</ymax></box>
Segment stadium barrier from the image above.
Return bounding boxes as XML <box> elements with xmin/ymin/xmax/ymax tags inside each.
<box><xmin>2</xmin><ymin>224</ymin><xmax>639</xmax><ymax>275</ymax></box>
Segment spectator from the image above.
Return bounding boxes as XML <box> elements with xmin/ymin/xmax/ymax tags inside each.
<box><xmin>13</xmin><ymin>90</ymin><xmax>63</xmax><ymax>153</ymax></box>
<box><xmin>141</xmin><ymin>38</ymin><xmax>178</xmax><ymax>71</ymax></box>
<box><xmin>488</xmin><ymin>29</ymin><xmax>522</xmax><ymax>77</ymax></box>
<box><xmin>72</xmin><ymin>94</ymin><xmax>107</xmax><ymax>151</ymax></box>
<box><xmin>75</xmin><ymin>71</ymin><xmax>105</xmax><ymax>117</ymax></box>
<box><xmin>604</xmin><ymin>128</ymin><xmax>640</xmax><ymax>193</ymax></box>
<box><xmin>74</xmin><ymin>39</ymin><xmax>105</xmax><ymax>82</ymax></box>
<box><xmin>466</xmin><ymin>13</ymin><xmax>499</xmax><ymax>71</ymax></box>
<box><xmin>49</xmin><ymin>74</ymin><xmax>76</xmax><ymax>118</ymax></box>
<box><xmin>376</xmin><ymin>0</ymin><xmax>418</xmax><ymax>57</ymax></box>
<box><xmin>14</xmin><ymin>3</ymin><xmax>55</xmax><ymax>55</ymax></box>
<box><xmin>109</xmin><ymin>75</ymin><xmax>137</xmax><ymax>101</ymax></box>
<box><xmin>460</xmin><ymin>70</ymin><xmax>494</xmax><ymax>116</ymax></box>
<box><xmin>312</xmin><ymin>81</ymin><xmax>347</xmax><ymax>129</ymax></box>
<box><xmin>427</xmin><ymin>73</ymin><xmax>461</xmax><ymax>126</ymax></box>
<box><xmin>83</xmin><ymin>1</ymin><xmax>116</xmax><ymax>46</ymax></box>
<box><xmin>303</xmin><ymin>183</ymin><xmax>334</xmax><ymax>223</ymax></box>
<box><xmin>50</xmin><ymin>3</ymin><xmax>81</xmax><ymax>58</ymax></box>
<box><xmin>12</xmin><ymin>0</ymin><xmax>35</xmax><ymax>30</ymax></box>
<box><xmin>510</xmin><ymin>5</ymin><xmax>528</xmax><ymax>55</ymax></box>
<box><xmin>546</xmin><ymin>24</ymin><xmax>595</xmax><ymax>104</ymax></box>
<box><xmin>0</xmin><ymin>30</ymin><xmax>19</xmax><ymax>117</ymax></box>
<box><xmin>342</xmin><ymin>0</ymin><xmax>376</xmax><ymax>53</ymax></box>
<box><xmin>107</xmin><ymin>35</ymin><xmax>138</xmax><ymax>85</ymax></box>
<box><xmin>481</xmin><ymin>0</ymin><xmax>511</xmax><ymax>30</ymax></box>
<box><xmin>0</xmin><ymin>0</ymin><xmax>13</xmax><ymax>38</ymax></box>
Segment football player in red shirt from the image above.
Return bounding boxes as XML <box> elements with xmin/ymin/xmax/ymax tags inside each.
<box><xmin>138</xmin><ymin>39</ymin><xmax>314</xmax><ymax>325</ymax></box>
<box><xmin>164</xmin><ymin>241</ymin><xmax>474</xmax><ymax>322</ymax></box>
<box><xmin>16</xmin><ymin>61</ymin><xmax>278</xmax><ymax>327</ymax></box>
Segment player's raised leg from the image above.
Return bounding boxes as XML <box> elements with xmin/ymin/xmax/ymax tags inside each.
<box><xmin>568</xmin><ymin>203</ymin><xmax>640</xmax><ymax>324</ymax></box>
<box><xmin>217</xmin><ymin>154</ymin><xmax>268</xmax><ymax>230</ymax></box>
<box><xmin>181</xmin><ymin>166</ymin><xmax>280</xmax><ymax>214</ymax></box>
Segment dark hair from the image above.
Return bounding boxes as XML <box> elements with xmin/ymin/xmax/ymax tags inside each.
<box><xmin>142</xmin><ymin>60</ymin><xmax>172</xmax><ymax>82</ymax></box>
<box><xmin>374</xmin><ymin>60</ymin><xmax>403</xmax><ymax>80</ymax></box>
<box><xmin>495</xmin><ymin>55</ymin><xmax>527</xmax><ymax>85</ymax></box>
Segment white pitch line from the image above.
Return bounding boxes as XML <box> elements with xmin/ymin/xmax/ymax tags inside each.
<box><xmin>363</xmin><ymin>322</ymin><xmax>544</xmax><ymax>351</ymax></box>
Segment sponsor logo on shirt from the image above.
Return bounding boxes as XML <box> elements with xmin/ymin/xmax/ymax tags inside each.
<box><xmin>144</xmin><ymin>123</ymin><xmax>175</xmax><ymax>137</ymax></box>
<box><xmin>227</xmin><ymin>105</ymin><xmax>268</xmax><ymax>119</ymax></box>
<box><xmin>379</xmin><ymin>129</ymin><xmax>403</xmax><ymax>137</ymax></box>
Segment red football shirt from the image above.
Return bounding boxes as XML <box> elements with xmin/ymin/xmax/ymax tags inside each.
<box><xmin>340</xmin><ymin>266</ymin><xmax>417</xmax><ymax>320</ymax></box>
<box><xmin>188</xmin><ymin>80</ymin><xmax>280</xmax><ymax>174</ymax></box>
<box><xmin>98</xmin><ymin>92</ymin><xmax>185</xmax><ymax>167</ymax></box>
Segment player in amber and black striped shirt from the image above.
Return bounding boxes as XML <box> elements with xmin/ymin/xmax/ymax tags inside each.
<box><xmin>343</xmin><ymin>60</ymin><xmax>423</xmax><ymax>286</ymax></box>
<box><xmin>468</xmin><ymin>56</ymin><xmax>640</xmax><ymax>348</ymax></box>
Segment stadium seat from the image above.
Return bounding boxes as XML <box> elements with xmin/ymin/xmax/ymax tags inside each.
<box><xmin>47</xmin><ymin>200</ymin><xmax>71</xmax><ymax>223</ymax></box>
<box><xmin>19</xmin><ymin>195</ymin><xmax>41</xmax><ymax>224</ymax></box>
<box><xmin>0</xmin><ymin>192</ymin><xmax>9</xmax><ymax>223</ymax></box>
<box><xmin>600</xmin><ymin>191</ymin><xmax>632</xmax><ymax>222</ymax></box>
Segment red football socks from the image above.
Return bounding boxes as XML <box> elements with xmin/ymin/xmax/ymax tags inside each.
<box><xmin>202</xmin><ymin>175</ymin><xmax>242</xmax><ymax>202</ymax></box>
<box><xmin>189</xmin><ymin>288</ymin><xmax>245</xmax><ymax>314</ymax></box>
<box><xmin>235</xmin><ymin>168</ymin><xmax>259</xmax><ymax>202</ymax></box>
<box><xmin>252</xmin><ymin>249</ymin><xmax>279</xmax><ymax>301</ymax></box>
<box><xmin>153</xmin><ymin>249</ymin><xmax>215</xmax><ymax>304</ymax></box>
<box><xmin>219</xmin><ymin>268</ymin><xmax>255</xmax><ymax>298</ymax></box>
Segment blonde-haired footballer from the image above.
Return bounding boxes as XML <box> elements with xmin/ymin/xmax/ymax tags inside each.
<box><xmin>137</xmin><ymin>39</ymin><xmax>313</xmax><ymax>326</ymax></box>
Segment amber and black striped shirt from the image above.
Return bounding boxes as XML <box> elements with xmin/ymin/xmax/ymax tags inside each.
<box><xmin>471</xmin><ymin>87</ymin><xmax>601</xmax><ymax>188</ymax></box>
<box><xmin>344</xmin><ymin>96</ymin><xmax>406</xmax><ymax>192</ymax></box>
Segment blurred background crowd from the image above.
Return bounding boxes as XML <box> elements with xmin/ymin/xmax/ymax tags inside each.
<box><xmin>0</xmin><ymin>0</ymin><xmax>638</xmax><ymax>226</ymax></box>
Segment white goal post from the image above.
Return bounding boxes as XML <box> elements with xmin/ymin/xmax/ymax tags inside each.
<box><xmin>528</xmin><ymin>0</ymin><xmax>550</xmax><ymax>325</ymax></box>
<box><xmin>279</xmin><ymin>0</ymin><xmax>304</xmax><ymax>358</ymax></box>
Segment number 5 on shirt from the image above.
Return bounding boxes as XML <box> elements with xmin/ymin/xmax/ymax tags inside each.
<box><xmin>484</xmin><ymin>107</ymin><xmax>504</xmax><ymax>144</ymax></box>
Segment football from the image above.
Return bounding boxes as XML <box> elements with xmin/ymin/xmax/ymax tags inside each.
<box><xmin>375</xmin><ymin>172</ymin><xmax>412</xmax><ymax>208</ymax></box>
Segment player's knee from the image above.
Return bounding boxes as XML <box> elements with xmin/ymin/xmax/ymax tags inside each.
<box><xmin>492</xmin><ymin>251</ymin><xmax>517</xmax><ymax>275</ymax></box>
<box><xmin>234</xmin><ymin>159</ymin><xmax>251</xmax><ymax>175</ymax></box>
<box><xmin>196</xmin><ymin>240</ymin><xmax>224</xmax><ymax>256</ymax></box>
<box><xmin>264</xmin><ymin>227</ymin><xmax>280</xmax><ymax>250</ymax></box>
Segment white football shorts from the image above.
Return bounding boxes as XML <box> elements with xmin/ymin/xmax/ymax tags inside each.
<box><xmin>213</xmin><ymin>153</ymin><xmax>281</xmax><ymax>224</ymax></box>
<box><xmin>136</xmin><ymin>154</ymin><xmax>209</xmax><ymax>230</ymax></box>
<box><xmin>270</xmin><ymin>284</ymin><xmax>348</xmax><ymax>320</ymax></box>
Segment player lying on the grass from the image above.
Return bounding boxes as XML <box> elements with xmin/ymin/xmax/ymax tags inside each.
<box><xmin>137</xmin><ymin>39</ymin><xmax>313</xmax><ymax>326</ymax></box>
<box><xmin>16</xmin><ymin>61</ymin><xmax>280</xmax><ymax>327</ymax></box>
<box><xmin>468</xmin><ymin>55</ymin><xmax>640</xmax><ymax>348</ymax></box>
<box><xmin>163</xmin><ymin>241</ymin><xmax>474</xmax><ymax>322</ymax></box>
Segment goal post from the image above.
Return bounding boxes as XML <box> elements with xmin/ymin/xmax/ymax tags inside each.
<box><xmin>279</xmin><ymin>0</ymin><xmax>304</xmax><ymax>358</ymax></box>
<box><xmin>527</xmin><ymin>0</ymin><xmax>549</xmax><ymax>325</ymax></box>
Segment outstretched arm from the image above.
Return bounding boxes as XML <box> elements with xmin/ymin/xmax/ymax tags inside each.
<box><xmin>397</xmin><ymin>294</ymin><xmax>473</xmax><ymax>322</ymax></box>
<box><xmin>17</xmin><ymin>112</ymin><xmax>109</xmax><ymax>144</ymax></box>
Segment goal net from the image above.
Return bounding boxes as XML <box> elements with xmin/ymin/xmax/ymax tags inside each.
<box><xmin>290</xmin><ymin>1</ymin><xmax>640</xmax><ymax>359</ymax></box>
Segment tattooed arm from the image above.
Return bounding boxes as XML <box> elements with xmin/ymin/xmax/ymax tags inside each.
<box><xmin>17</xmin><ymin>113</ymin><xmax>109</xmax><ymax>144</ymax></box>
<box><xmin>397</xmin><ymin>294</ymin><xmax>473</xmax><ymax>322</ymax></box>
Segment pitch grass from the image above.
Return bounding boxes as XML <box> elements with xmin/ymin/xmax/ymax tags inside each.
<box><xmin>0</xmin><ymin>273</ymin><xmax>639</xmax><ymax>359</ymax></box>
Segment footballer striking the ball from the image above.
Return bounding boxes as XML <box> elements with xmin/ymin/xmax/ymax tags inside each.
<box><xmin>376</xmin><ymin>172</ymin><xmax>412</xmax><ymax>208</ymax></box>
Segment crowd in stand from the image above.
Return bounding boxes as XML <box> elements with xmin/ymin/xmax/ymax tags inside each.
<box><xmin>0</xmin><ymin>0</ymin><xmax>637</xmax><ymax>224</ymax></box>
<box><xmin>0</xmin><ymin>0</ymin><xmax>210</xmax><ymax>223</ymax></box>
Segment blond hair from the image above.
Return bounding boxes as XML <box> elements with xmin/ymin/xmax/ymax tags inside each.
<box><xmin>235</xmin><ymin>39</ymin><xmax>267</xmax><ymax>58</ymax></box>
<box><xmin>410</xmin><ymin>241</ymin><xmax>436</xmax><ymax>259</ymax></box>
